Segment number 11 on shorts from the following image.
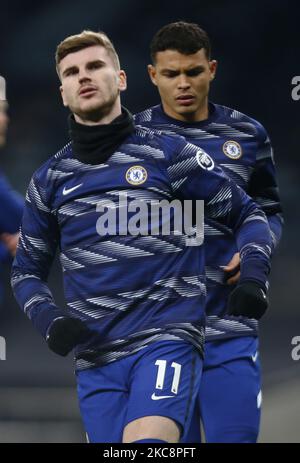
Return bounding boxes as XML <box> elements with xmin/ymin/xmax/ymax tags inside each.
<box><xmin>155</xmin><ymin>360</ymin><xmax>182</xmax><ymax>394</ymax></box>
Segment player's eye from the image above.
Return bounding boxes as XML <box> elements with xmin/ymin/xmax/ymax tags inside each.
<box><xmin>162</xmin><ymin>72</ymin><xmax>179</xmax><ymax>78</ymax></box>
<box><xmin>64</xmin><ymin>68</ymin><xmax>78</xmax><ymax>77</ymax></box>
<box><xmin>88</xmin><ymin>62</ymin><xmax>104</xmax><ymax>70</ymax></box>
<box><xmin>186</xmin><ymin>68</ymin><xmax>204</xmax><ymax>77</ymax></box>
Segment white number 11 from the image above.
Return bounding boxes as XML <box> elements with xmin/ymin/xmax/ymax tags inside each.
<box><xmin>155</xmin><ymin>360</ymin><xmax>182</xmax><ymax>394</ymax></box>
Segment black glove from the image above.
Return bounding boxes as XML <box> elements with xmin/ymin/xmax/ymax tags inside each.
<box><xmin>227</xmin><ymin>281</ymin><xmax>268</xmax><ymax>320</ymax></box>
<box><xmin>46</xmin><ymin>317</ymin><xmax>88</xmax><ymax>356</ymax></box>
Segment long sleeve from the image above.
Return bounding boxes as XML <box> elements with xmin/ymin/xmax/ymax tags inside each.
<box><xmin>11</xmin><ymin>166</ymin><xmax>65</xmax><ymax>339</ymax></box>
<box><xmin>163</xmin><ymin>137</ymin><xmax>272</xmax><ymax>288</ymax></box>
<box><xmin>247</xmin><ymin>124</ymin><xmax>283</xmax><ymax>253</ymax></box>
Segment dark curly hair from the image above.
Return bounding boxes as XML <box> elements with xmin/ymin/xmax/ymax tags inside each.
<box><xmin>150</xmin><ymin>21</ymin><xmax>211</xmax><ymax>63</ymax></box>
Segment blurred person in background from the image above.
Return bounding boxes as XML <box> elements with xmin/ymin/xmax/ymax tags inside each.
<box><xmin>135</xmin><ymin>21</ymin><xmax>283</xmax><ymax>443</ymax></box>
<box><xmin>0</xmin><ymin>76</ymin><xmax>23</xmax><ymax>303</ymax></box>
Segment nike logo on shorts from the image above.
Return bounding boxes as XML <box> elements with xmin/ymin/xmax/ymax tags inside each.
<box><xmin>151</xmin><ymin>393</ymin><xmax>175</xmax><ymax>401</ymax></box>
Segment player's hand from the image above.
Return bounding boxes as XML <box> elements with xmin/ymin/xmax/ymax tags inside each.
<box><xmin>0</xmin><ymin>232</ymin><xmax>20</xmax><ymax>256</ymax></box>
<box><xmin>46</xmin><ymin>317</ymin><xmax>89</xmax><ymax>356</ymax></box>
<box><xmin>222</xmin><ymin>252</ymin><xmax>240</xmax><ymax>285</ymax></box>
<box><xmin>227</xmin><ymin>281</ymin><xmax>268</xmax><ymax>320</ymax></box>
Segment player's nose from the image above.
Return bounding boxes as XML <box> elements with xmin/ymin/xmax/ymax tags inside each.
<box><xmin>78</xmin><ymin>69</ymin><xmax>92</xmax><ymax>83</ymax></box>
<box><xmin>177</xmin><ymin>75</ymin><xmax>190</xmax><ymax>90</ymax></box>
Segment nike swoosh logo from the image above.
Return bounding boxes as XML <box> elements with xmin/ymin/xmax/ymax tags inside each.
<box><xmin>252</xmin><ymin>352</ymin><xmax>259</xmax><ymax>362</ymax></box>
<box><xmin>63</xmin><ymin>184</ymin><xmax>83</xmax><ymax>195</ymax></box>
<box><xmin>151</xmin><ymin>393</ymin><xmax>175</xmax><ymax>401</ymax></box>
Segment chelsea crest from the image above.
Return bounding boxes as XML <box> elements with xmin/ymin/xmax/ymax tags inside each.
<box><xmin>126</xmin><ymin>165</ymin><xmax>148</xmax><ymax>185</ymax></box>
<box><xmin>223</xmin><ymin>141</ymin><xmax>242</xmax><ymax>159</ymax></box>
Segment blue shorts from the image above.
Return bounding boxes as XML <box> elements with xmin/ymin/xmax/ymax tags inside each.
<box><xmin>76</xmin><ymin>341</ymin><xmax>202</xmax><ymax>443</ymax></box>
<box><xmin>183</xmin><ymin>336</ymin><xmax>261</xmax><ymax>443</ymax></box>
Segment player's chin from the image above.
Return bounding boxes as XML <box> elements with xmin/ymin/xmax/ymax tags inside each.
<box><xmin>79</xmin><ymin>96</ymin><xmax>102</xmax><ymax>109</ymax></box>
<box><xmin>78</xmin><ymin>99</ymin><xmax>106</xmax><ymax>115</ymax></box>
<box><xmin>175</xmin><ymin>99</ymin><xmax>199</xmax><ymax>111</ymax></box>
<box><xmin>176</xmin><ymin>105</ymin><xmax>198</xmax><ymax>116</ymax></box>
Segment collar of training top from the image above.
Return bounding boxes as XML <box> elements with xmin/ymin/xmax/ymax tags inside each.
<box><xmin>68</xmin><ymin>106</ymin><xmax>135</xmax><ymax>165</ymax></box>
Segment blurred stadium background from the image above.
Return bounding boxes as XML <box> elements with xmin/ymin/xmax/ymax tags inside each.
<box><xmin>0</xmin><ymin>0</ymin><xmax>299</xmax><ymax>443</ymax></box>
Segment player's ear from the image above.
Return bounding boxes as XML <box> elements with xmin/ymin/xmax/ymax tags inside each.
<box><xmin>60</xmin><ymin>85</ymin><xmax>68</xmax><ymax>107</ymax></box>
<box><xmin>209</xmin><ymin>60</ymin><xmax>218</xmax><ymax>81</ymax></box>
<box><xmin>118</xmin><ymin>70</ymin><xmax>127</xmax><ymax>92</ymax></box>
<box><xmin>148</xmin><ymin>64</ymin><xmax>157</xmax><ymax>86</ymax></box>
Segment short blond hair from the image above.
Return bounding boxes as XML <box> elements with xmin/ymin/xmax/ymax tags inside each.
<box><xmin>55</xmin><ymin>30</ymin><xmax>120</xmax><ymax>75</ymax></box>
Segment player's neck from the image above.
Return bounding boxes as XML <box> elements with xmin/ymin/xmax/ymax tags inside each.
<box><xmin>163</xmin><ymin>100</ymin><xmax>209</xmax><ymax>123</ymax></box>
<box><xmin>69</xmin><ymin>106</ymin><xmax>135</xmax><ymax>165</ymax></box>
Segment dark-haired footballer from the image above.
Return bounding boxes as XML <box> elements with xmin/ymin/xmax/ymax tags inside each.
<box><xmin>135</xmin><ymin>21</ymin><xmax>283</xmax><ymax>443</ymax></box>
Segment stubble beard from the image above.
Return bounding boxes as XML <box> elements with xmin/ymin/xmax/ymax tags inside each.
<box><xmin>73</xmin><ymin>91</ymin><xmax>119</xmax><ymax>124</ymax></box>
